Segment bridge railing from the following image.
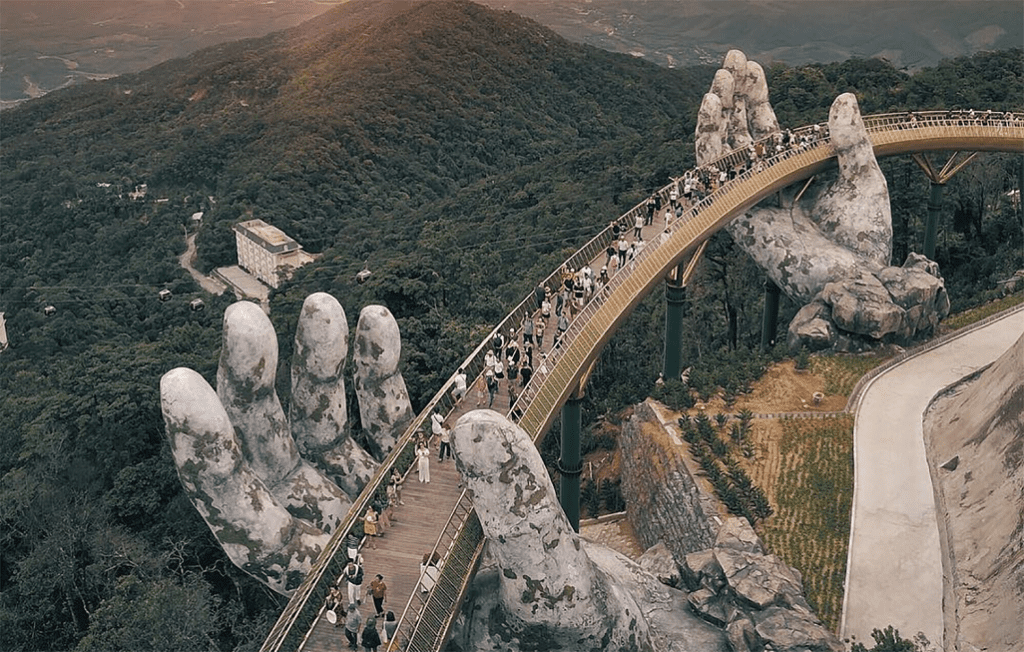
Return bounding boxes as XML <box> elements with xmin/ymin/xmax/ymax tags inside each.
<box><xmin>264</xmin><ymin>112</ymin><xmax>1024</xmax><ymax>652</ymax></box>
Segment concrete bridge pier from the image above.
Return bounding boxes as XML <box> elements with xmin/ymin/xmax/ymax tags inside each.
<box><xmin>663</xmin><ymin>262</ymin><xmax>688</xmax><ymax>381</ymax></box>
<box><xmin>912</xmin><ymin>151</ymin><xmax>980</xmax><ymax>260</ymax></box>
<box><xmin>923</xmin><ymin>181</ymin><xmax>944</xmax><ymax>260</ymax></box>
<box><xmin>760</xmin><ymin>278</ymin><xmax>781</xmax><ymax>352</ymax></box>
<box><xmin>558</xmin><ymin>384</ymin><xmax>585</xmax><ymax>533</ymax></box>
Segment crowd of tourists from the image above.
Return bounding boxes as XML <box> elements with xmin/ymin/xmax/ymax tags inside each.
<box><xmin>319</xmin><ymin>104</ymin><xmax>1024</xmax><ymax>649</ymax></box>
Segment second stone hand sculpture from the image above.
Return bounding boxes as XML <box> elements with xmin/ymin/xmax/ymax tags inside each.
<box><xmin>160</xmin><ymin>293</ymin><xmax>412</xmax><ymax>594</ymax></box>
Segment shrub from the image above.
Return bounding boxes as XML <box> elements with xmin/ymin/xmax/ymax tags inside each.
<box><xmin>581</xmin><ymin>479</ymin><xmax>601</xmax><ymax>518</ymax></box>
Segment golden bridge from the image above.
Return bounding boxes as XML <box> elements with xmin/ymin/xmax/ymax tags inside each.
<box><xmin>260</xmin><ymin>111</ymin><xmax>1024</xmax><ymax>652</ymax></box>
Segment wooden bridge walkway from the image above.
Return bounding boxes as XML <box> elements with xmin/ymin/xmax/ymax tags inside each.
<box><xmin>263</xmin><ymin>112</ymin><xmax>1024</xmax><ymax>652</ymax></box>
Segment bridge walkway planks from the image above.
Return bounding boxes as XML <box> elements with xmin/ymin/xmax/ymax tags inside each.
<box><xmin>297</xmin><ymin>218</ymin><xmax>670</xmax><ymax>652</ymax></box>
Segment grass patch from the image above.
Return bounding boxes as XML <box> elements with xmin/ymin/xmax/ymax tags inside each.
<box><xmin>941</xmin><ymin>291</ymin><xmax>1024</xmax><ymax>331</ymax></box>
<box><xmin>809</xmin><ymin>355</ymin><xmax>888</xmax><ymax>396</ymax></box>
<box><xmin>758</xmin><ymin>415</ymin><xmax>853</xmax><ymax>632</ymax></box>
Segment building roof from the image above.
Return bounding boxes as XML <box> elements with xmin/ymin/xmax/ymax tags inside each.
<box><xmin>234</xmin><ymin>219</ymin><xmax>301</xmax><ymax>254</ymax></box>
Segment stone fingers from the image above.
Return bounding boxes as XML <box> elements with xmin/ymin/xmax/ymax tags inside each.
<box><xmin>160</xmin><ymin>368</ymin><xmax>330</xmax><ymax>595</ymax></box>
<box><xmin>217</xmin><ymin>301</ymin><xmax>350</xmax><ymax>534</ymax></box>
<box><xmin>352</xmin><ymin>305</ymin><xmax>413</xmax><ymax>460</ymax></box>
<box><xmin>290</xmin><ymin>293</ymin><xmax>378</xmax><ymax>497</ymax></box>
<box><xmin>450</xmin><ymin>410</ymin><xmax>650</xmax><ymax>648</ymax></box>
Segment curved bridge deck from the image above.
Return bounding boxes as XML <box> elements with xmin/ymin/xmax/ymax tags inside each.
<box><xmin>261</xmin><ymin>112</ymin><xmax>1024</xmax><ymax>652</ymax></box>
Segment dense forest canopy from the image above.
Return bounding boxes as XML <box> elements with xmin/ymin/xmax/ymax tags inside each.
<box><xmin>1</xmin><ymin>1</ymin><xmax>1021</xmax><ymax>649</ymax></box>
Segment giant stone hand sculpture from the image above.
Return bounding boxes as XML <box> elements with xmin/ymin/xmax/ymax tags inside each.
<box><xmin>447</xmin><ymin>410</ymin><xmax>731</xmax><ymax>651</ymax></box>
<box><xmin>160</xmin><ymin>294</ymin><xmax>413</xmax><ymax>594</ymax></box>
<box><xmin>697</xmin><ymin>50</ymin><xmax>949</xmax><ymax>350</ymax></box>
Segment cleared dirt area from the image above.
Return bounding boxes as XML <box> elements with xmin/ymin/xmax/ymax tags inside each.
<box><xmin>580</xmin><ymin>355</ymin><xmax>870</xmax><ymax>631</ymax></box>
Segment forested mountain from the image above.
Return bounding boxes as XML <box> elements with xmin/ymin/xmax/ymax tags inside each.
<box><xmin>1</xmin><ymin>0</ymin><xmax>1021</xmax><ymax>649</ymax></box>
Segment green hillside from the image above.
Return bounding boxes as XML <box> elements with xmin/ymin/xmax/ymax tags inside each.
<box><xmin>1</xmin><ymin>0</ymin><xmax>1021</xmax><ymax>649</ymax></box>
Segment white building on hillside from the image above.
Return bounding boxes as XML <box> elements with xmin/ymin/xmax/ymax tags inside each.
<box><xmin>233</xmin><ymin>219</ymin><xmax>315</xmax><ymax>289</ymax></box>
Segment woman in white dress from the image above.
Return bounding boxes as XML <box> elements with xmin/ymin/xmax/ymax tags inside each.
<box><xmin>416</xmin><ymin>441</ymin><xmax>430</xmax><ymax>483</ymax></box>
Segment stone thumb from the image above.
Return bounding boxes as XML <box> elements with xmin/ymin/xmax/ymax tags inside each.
<box><xmin>450</xmin><ymin>410</ymin><xmax>613</xmax><ymax>635</ymax></box>
<box><xmin>812</xmin><ymin>92</ymin><xmax>892</xmax><ymax>266</ymax></box>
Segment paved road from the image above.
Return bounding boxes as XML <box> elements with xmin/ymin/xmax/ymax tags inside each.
<box><xmin>841</xmin><ymin>307</ymin><xmax>1024</xmax><ymax>649</ymax></box>
<box><xmin>178</xmin><ymin>233</ymin><xmax>227</xmax><ymax>295</ymax></box>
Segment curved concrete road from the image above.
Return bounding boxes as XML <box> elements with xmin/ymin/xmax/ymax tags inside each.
<box><xmin>839</xmin><ymin>307</ymin><xmax>1024</xmax><ymax>646</ymax></box>
<box><xmin>841</xmin><ymin>307</ymin><xmax>1024</xmax><ymax>649</ymax></box>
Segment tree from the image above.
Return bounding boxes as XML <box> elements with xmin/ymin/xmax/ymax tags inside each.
<box><xmin>850</xmin><ymin>625</ymin><xmax>917</xmax><ymax>652</ymax></box>
<box><xmin>75</xmin><ymin>574</ymin><xmax>220</xmax><ymax>652</ymax></box>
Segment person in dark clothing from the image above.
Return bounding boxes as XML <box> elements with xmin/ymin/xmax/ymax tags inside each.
<box><xmin>361</xmin><ymin>616</ymin><xmax>382</xmax><ymax>651</ymax></box>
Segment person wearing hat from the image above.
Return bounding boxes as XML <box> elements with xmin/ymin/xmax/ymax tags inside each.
<box><xmin>344</xmin><ymin>603</ymin><xmax>362</xmax><ymax>649</ymax></box>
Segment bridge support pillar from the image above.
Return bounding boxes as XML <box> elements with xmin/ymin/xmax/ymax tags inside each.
<box><xmin>923</xmin><ymin>182</ymin><xmax>944</xmax><ymax>260</ymax></box>
<box><xmin>913</xmin><ymin>151</ymin><xmax>980</xmax><ymax>260</ymax></box>
<box><xmin>663</xmin><ymin>278</ymin><xmax>688</xmax><ymax>381</ymax></box>
<box><xmin>559</xmin><ymin>392</ymin><xmax>584</xmax><ymax>533</ymax></box>
<box><xmin>760</xmin><ymin>279</ymin><xmax>781</xmax><ymax>352</ymax></box>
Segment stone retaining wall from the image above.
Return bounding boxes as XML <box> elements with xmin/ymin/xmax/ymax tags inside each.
<box><xmin>621</xmin><ymin>401</ymin><xmax>718</xmax><ymax>560</ymax></box>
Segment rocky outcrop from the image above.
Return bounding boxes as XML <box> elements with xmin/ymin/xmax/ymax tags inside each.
<box><xmin>788</xmin><ymin>254</ymin><xmax>950</xmax><ymax>351</ymax></box>
<box><xmin>923</xmin><ymin>330</ymin><xmax>1024</xmax><ymax>652</ymax></box>
<box><xmin>352</xmin><ymin>305</ymin><xmax>414</xmax><ymax>460</ymax></box>
<box><xmin>682</xmin><ymin>518</ymin><xmax>845</xmax><ymax>652</ymax></box>
<box><xmin>620</xmin><ymin>402</ymin><xmax>718</xmax><ymax>559</ymax></box>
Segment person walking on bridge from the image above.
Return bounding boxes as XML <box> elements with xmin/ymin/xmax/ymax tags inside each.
<box><xmin>369</xmin><ymin>574</ymin><xmax>387</xmax><ymax>617</ymax></box>
<box><xmin>344</xmin><ymin>603</ymin><xmax>362</xmax><ymax>649</ymax></box>
<box><xmin>360</xmin><ymin>615</ymin><xmax>381</xmax><ymax>652</ymax></box>
<box><xmin>344</xmin><ymin>559</ymin><xmax>365</xmax><ymax>606</ymax></box>
<box><xmin>451</xmin><ymin>367</ymin><xmax>467</xmax><ymax>401</ymax></box>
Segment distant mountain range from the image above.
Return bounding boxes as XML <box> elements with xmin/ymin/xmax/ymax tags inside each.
<box><xmin>480</xmin><ymin>0</ymin><xmax>1024</xmax><ymax>70</ymax></box>
<box><xmin>2</xmin><ymin>0</ymin><xmax>1020</xmax><ymax>106</ymax></box>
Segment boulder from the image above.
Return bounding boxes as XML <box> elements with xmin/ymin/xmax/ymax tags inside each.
<box><xmin>725</xmin><ymin>616</ymin><xmax>760</xmax><ymax>652</ymax></box>
<box><xmin>820</xmin><ymin>272</ymin><xmax>907</xmax><ymax>340</ymax></box>
<box><xmin>715</xmin><ymin>549</ymin><xmax>810</xmax><ymax>612</ymax></box>
<box><xmin>639</xmin><ymin>542</ymin><xmax>683</xmax><ymax>588</ymax></box>
<box><xmin>689</xmin><ymin>587</ymin><xmax>729</xmax><ymax>627</ymax></box>
<box><xmin>715</xmin><ymin>517</ymin><xmax>765</xmax><ymax>555</ymax></box>
<box><xmin>682</xmin><ymin>548</ymin><xmax>724</xmax><ymax>592</ymax></box>
<box><xmin>752</xmin><ymin>606</ymin><xmax>845</xmax><ymax>652</ymax></box>
<box><xmin>787</xmin><ymin>300</ymin><xmax>836</xmax><ymax>351</ymax></box>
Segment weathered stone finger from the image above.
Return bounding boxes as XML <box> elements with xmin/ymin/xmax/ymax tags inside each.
<box><xmin>160</xmin><ymin>367</ymin><xmax>330</xmax><ymax>595</ymax></box>
<box><xmin>450</xmin><ymin>410</ymin><xmax>650</xmax><ymax>648</ymax></box>
<box><xmin>290</xmin><ymin>293</ymin><xmax>378</xmax><ymax>497</ymax></box>
<box><xmin>739</xmin><ymin>60</ymin><xmax>779</xmax><ymax>141</ymax></box>
<box><xmin>352</xmin><ymin>305</ymin><xmax>413</xmax><ymax>460</ymax></box>
<box><xmin>810</xmin><ymin>93</ymin><xmax>892</xmax><ymax>266</ymax></box>
<box><xmin>696</xmin><ymin>91</ymin><xmax>729</xmax><ymax>166</ymax></box>
<box><xmin>722</xmin><ymin>49</ymin><xmax>753</xmax><ymax>150</ymax></box>
<box><xmin>217</xmin><ymin>301</ymin><xmax>350</xmax><ymax>533</ymax></box>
